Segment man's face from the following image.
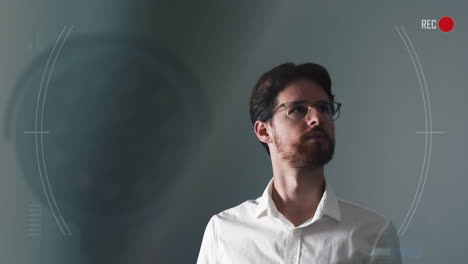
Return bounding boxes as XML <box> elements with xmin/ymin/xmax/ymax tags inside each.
<box><xmin>269</xmin><ymin>79</ymin><xmax>335</xmax><ymax>168</ymax></box>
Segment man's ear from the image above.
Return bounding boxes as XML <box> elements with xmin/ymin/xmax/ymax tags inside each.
<box><xmin>254</xmin><ymin>120</ymin><xmax>273</xmax><ymax>144</ymax></box>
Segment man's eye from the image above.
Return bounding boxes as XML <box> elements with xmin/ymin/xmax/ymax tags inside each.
<box><xmin>317</xmin><ymin>103</ymin><xmax>332</xmax><ymax>114</ymax></box>
<box><xmin>289</xmin><ymin>105</ymin><xmax>308</xmax><ymax>115</ymax></box>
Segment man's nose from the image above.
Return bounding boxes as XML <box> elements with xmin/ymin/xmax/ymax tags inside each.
<box><xmin>305</xmin><ymin>107</ymin><xmax>322</xmax><ymax>126</ymax></box>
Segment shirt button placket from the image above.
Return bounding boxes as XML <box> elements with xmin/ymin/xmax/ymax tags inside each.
<box><xmin>284</xmin><ymin>229</ymin><xmax>302</xmax><ymax>264</ymax></box>
<box><xmin>293</xmin><ymin>229</ymin><xmax>302</xmax><ymax>264</ymax></box>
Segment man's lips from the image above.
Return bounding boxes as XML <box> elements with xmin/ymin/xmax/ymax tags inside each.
<box><xmin>304</xmin><ymin>133</ymin><xmax>327</xmax><ymax>142</ymax></box>
<box><xmin>305</xmin><ymin>133</ymin><xmax>325</xmax><ymax>138</ymax></box>
<box><xmin>306</xmin><ymin>136</ymin><xmax>324</xmax><ymax>140</ymax></box>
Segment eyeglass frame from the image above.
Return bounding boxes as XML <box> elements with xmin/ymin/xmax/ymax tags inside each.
<box><xmin>267</xmin><ymin>100</ymin><xmax>342</xmax><ymax>123</ymax></box>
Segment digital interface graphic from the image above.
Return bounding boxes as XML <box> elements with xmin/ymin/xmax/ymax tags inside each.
<box><xmin>0</xmin><ymin>1</ymin><xmax>466</xmax><ymax>263</ymax></box>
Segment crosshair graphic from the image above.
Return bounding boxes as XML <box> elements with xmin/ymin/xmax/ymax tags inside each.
<box><xmin>394</xmin><ymin>25</ymin><xmax>445</xmax><ymax>237</ymax></box>
<box><xmin>6</xmin><ymin>25</ymin><xmax>211</xmax><ymax>244</ymax></box>
<box><xmin>28</xmin><ymin>25</ymin><xmax>74</xmax><ymax>236</ymax></box>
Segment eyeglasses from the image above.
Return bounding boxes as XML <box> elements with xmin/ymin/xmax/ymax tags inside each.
<box><xmin>271</xmin><ymin>100</ymin><xmax>342</xmax><ymax>123</ymax></box>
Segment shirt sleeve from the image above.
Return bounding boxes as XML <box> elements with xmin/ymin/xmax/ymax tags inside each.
<box><xmin>196</xmin><ymin>216</ymin><xmax>218</xmax><ymax>264</ymax></box>
<box><xmin>369</xmin><ymin>221</ymin><xmax>402</xmax><ymax>264</ymax></box>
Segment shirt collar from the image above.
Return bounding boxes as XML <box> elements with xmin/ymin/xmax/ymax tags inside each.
<box><xmin>254</xmin><ymin>177</ymin><xmax>342</xmax><ymax>223</ymax></box>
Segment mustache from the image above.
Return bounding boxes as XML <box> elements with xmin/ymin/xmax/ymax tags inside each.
<box><xmin>301</xmin><ymin>127</ymin><xmax>330</xmax><ymax>142</ymax></box>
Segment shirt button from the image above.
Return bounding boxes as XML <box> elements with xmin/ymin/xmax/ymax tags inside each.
<box><xmin>291</xmin><ymin>229</ymin><xmax>301</xmax><ymax>236</ymax></box>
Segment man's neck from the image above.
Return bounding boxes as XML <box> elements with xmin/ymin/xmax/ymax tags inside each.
<box><xmin>270</xmin><ymin>163</ymin><xmax>326</xmax><ymax>227</ymax></box>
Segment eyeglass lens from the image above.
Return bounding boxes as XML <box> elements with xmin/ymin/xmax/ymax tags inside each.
<box><xmin>285</xmin><ymin>102</ymin><xmax>338</xmax><ymax>121</ymax></box>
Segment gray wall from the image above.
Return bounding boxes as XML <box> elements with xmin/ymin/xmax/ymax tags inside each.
<box><xmin>1</xmin><ymin>0</ymin><xmax>466</xmax><ymax>263</ymax></box>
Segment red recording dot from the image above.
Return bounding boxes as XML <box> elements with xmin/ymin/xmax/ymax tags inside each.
<box><xmin>439</xmin><ymin>16</ymin><xmax>454</xmax><ymax>32</ymax></box>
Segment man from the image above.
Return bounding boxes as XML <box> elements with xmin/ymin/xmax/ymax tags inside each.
<box><xmin>197</xmin><ymin>63</ymin><xmax>402</xmax><ymax>263</ymax></box>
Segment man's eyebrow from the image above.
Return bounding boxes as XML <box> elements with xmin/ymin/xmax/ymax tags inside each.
<box><xmin>274</xmin><ymin>100</ymin><xmax>303</xmax><ymax>109</ymax></box>
<box><xmin>276</xmin><ymin>100</ymin><xmax>308</xmax><ymax>107</ymax></box>
<box><xmin>284</xmin><ymin>100</ymin><xmax>328</xmax><ymax>106</ymax></box>
<box><xmin>275</xmin><ymin>99</ymin><xmax>330</xmax><ymax>109</ymax></box>
<box><xmin>289</xmin><ymin>100</ymin><xmax>309</xmax><ymax>105</ymax></box>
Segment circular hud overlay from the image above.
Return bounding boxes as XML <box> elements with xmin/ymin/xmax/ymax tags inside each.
<box><xmin>6</xmin><ymin>31</ymin><xmax>210</xmax><ymax>229</ymax></box>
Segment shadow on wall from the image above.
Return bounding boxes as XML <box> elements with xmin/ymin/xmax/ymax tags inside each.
<box><xmin>4</xmin><ymin>32</ymin><xmax>211</xmax><ymax>263</ymax></box>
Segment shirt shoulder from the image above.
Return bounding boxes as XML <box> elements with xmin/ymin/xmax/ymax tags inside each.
<box><xmin>207</xmin><ymin>197</ymin><xmax>267</xmax><ymax>240</ymax></box>
<box><xmin>337</xmin><ymin>197</ymin><xmax>390</xmax><ymax>226</ymax></box>
<box><xmin>214</xmin><ymin>198</ymin><xmax>260</xmax><ymax>223</ymax></box>
<box><xmin>336</xmin><ymin>197</ymin><xmax>399</xmax><ymax>249</ymax></box>
<box><xmin>338</xmin><ymin>198</ymin><xmax>402</xmax><ymax>262</ymax></box>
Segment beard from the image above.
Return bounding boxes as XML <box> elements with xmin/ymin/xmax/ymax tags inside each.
<box><xmin>274</xmin><ymin>128</ymin><xmax>335</xmax><ymax>169</ymax></box>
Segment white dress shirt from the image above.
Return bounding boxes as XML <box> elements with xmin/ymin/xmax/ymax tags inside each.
<box><xmin>197</xmin><ymin>178</ymin><xmax>401</xmax><ymax>264</ymax></box>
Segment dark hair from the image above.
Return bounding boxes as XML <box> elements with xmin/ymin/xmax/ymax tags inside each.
<box><xmin>249</xmin><ymin>62</ymin><xmax>334</xmax><ymax>155</ymax></box>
